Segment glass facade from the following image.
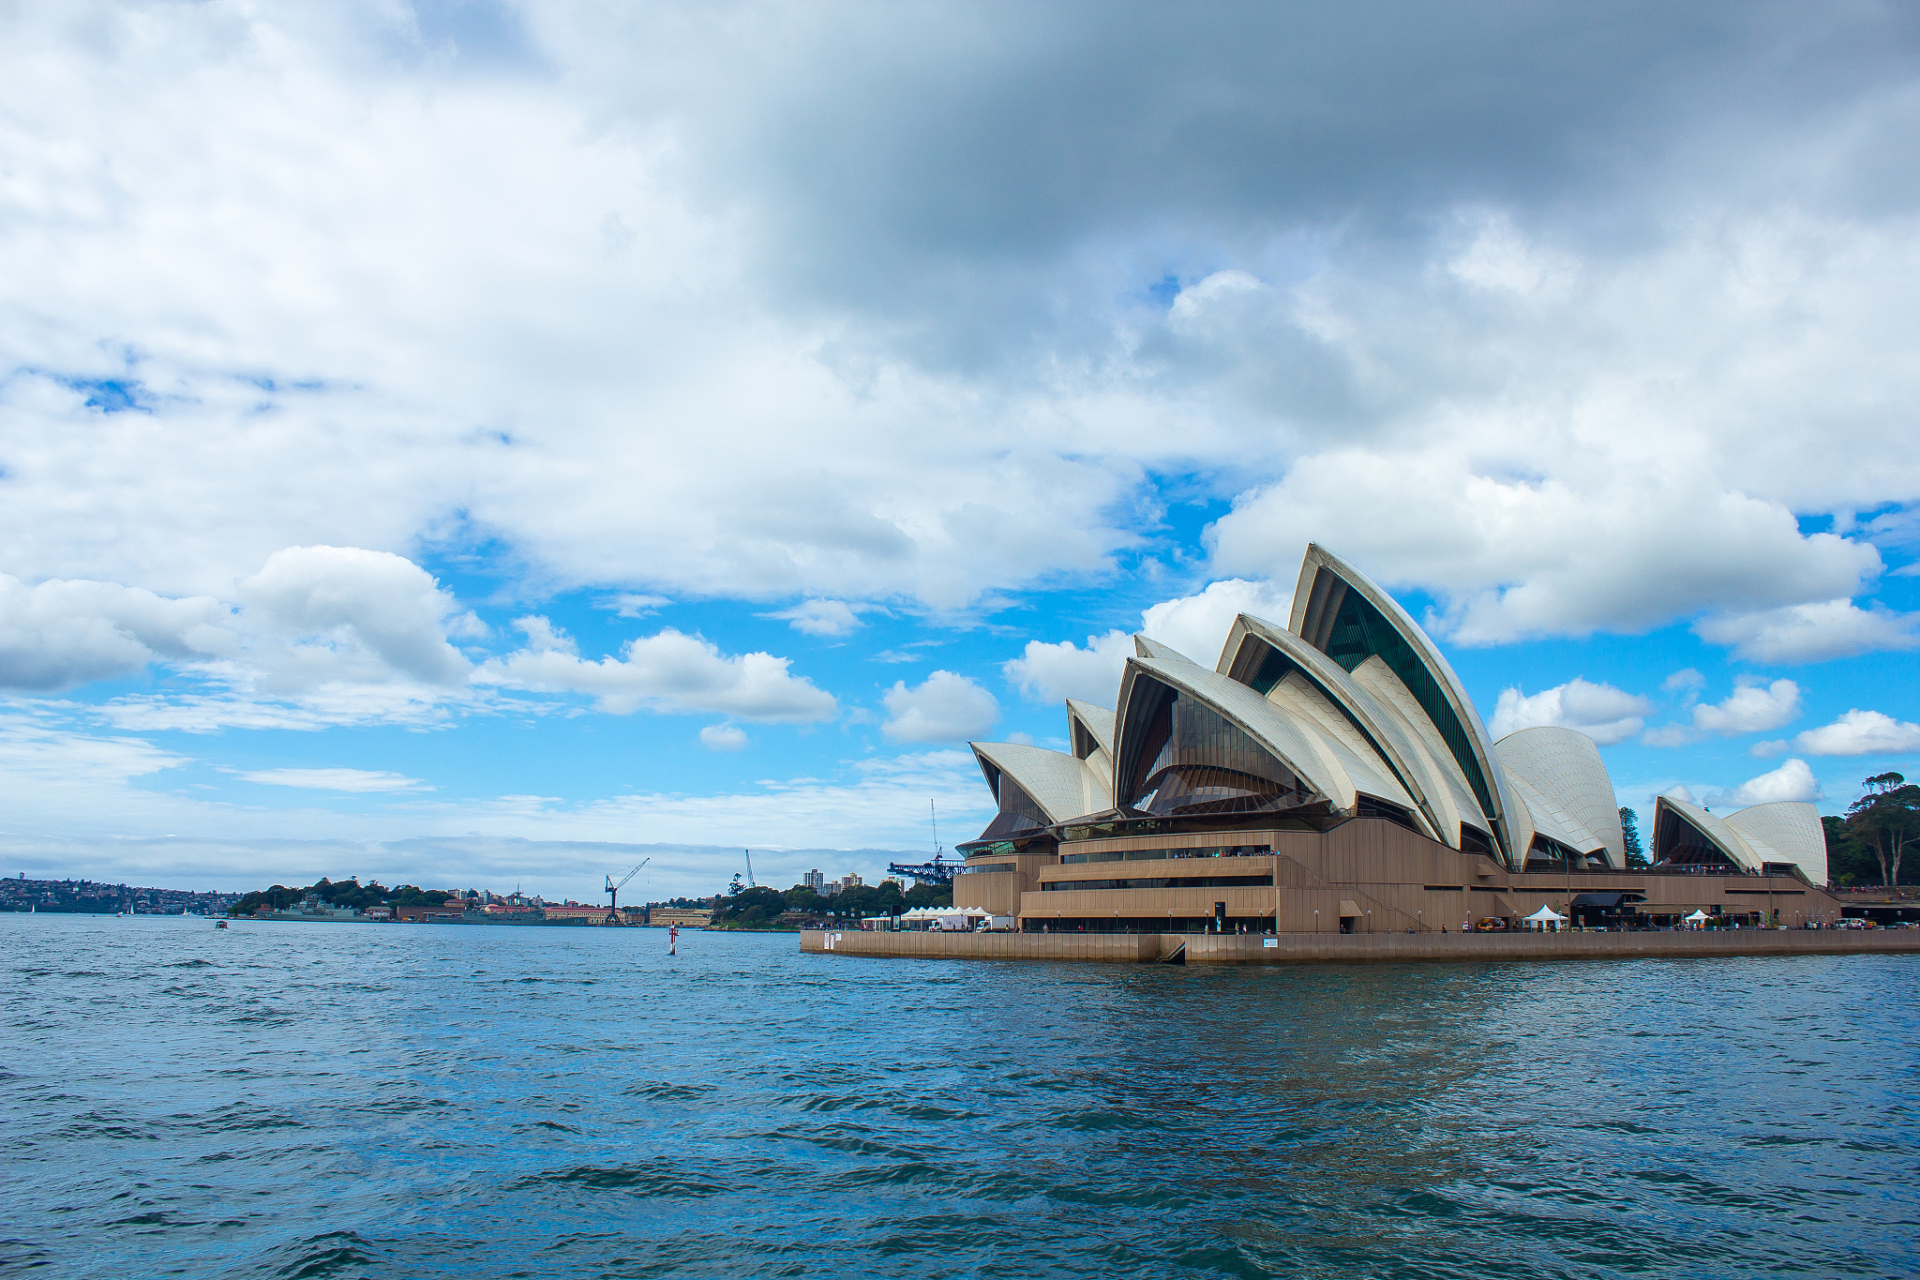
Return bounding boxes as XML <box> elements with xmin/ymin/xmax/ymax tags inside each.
<box><xmin>1317</xmin><ymin>581</ymin><xmax>1499</xmax><ymax>829</ymax></box>
<box><xmin>1059</xmin><ymin>845</ymin><xmax>1269</xmax><ymax>865</ymax></box>
<box><xmin>976</xmin><ymin>773</ymin><xmax>1051</xmax><ymax>842</ymax></box>
<box><xmin>1042</xmin><ymin>874</ymin><xmax>1273</xmax><ymax>891</ymax></box>
<box><xmin>1119</xmin><ymin>678</ymin><xmax>1320</xmax><ymax>819</ymax></box>
<box><xmin>1653</xmin><ymin>807</ymin><xmax>1745</xmax><ymax>870</ymax></box>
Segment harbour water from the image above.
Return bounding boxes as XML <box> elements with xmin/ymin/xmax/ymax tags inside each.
<box><xmin>4</xmin><ymin>913</ymin><xmax>1916</xmax><ymax>1278</ymax></box>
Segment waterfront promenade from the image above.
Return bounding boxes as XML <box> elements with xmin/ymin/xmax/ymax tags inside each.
<box><xmin>801</xmin><ymin>927</ymin><xmax>1920</xmax><ymax>965</ymax></box>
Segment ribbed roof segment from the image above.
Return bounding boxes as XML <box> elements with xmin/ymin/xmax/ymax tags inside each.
<box><xmin>1495</xmin><ymin>726</ymin><xmax>1624</xmax><ymax>867</ymax></box>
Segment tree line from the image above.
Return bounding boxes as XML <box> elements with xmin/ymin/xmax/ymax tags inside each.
<box><xmin>712</xmin><ymin>879</ymin><xmax>952</xmax><ymax>926</ymax></box>
<box><xmin>227</xmin><ymin>877</ymin><xmax>455</xmax><ymax>917</ymax></box>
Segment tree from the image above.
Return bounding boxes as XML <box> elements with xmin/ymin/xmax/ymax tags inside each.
<box><xmin>1822</xmin><ymin>815</ymin><xmax>1878</xmax><ymax>886</ymax></box>
<box><xmin>906</xmin><ymin>882</ymin><xmax>952</xmax><ymax>909</ymax></box>
<box><xmin>1619</xmin><ymin>807</ymin><xmax>1647</xmax><ymax>868</ymax></box>
<box><xmin>1847</xmin><ymin>773</ymin><xmax>1920</xmax><ymax>887</ymax></box>
<box><xmin>716</xmin><ymin>885</ymin><xmax>787</xmax><ymax>925</ymax></box>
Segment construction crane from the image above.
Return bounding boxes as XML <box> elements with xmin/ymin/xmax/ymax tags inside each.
<box><xmin>604</xmin><ymin>859</ymin><xmax>650</xmax><ymax>917</ymax></box>
<box><xmin>889</xmin><ymin>800</ymin><xmax>960</xmax><ymax>886</ymax></box>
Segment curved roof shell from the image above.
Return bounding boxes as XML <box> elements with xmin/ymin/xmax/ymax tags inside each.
<box><xmin>970</xmin><ymin>741</ymin><xmax>1110</xmax><ymax>825</ymax></box>
<box><xmin>1724</xmin><ymin>801</ymin><xmax>1828</xmax><ymax>884</ymax></box>
<box><xmin>1114</xmin><ymin>654</ymin><xmax>1417</xmax><ymax>818</ymax></box>
<box><xmin>1288</xmin><ymin>544</ymin><xmax>1527</xmax><ymax>866</ymax></box>
<box><xmin>1653</xmin><ymin>796</ymin><xmax>1763</xmax><ymax>873</ymax></box>
<box><xmin>1219</xmin><ymin>613</ymin><xmax>1453</xmax><ymax>845</ymax></box>
<box><xmin>1494</xmin><ymin>726</ymin><xmax>1625</xmax><ymax>867</ymax></box>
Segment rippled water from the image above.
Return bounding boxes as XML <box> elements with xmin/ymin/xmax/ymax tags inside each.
<box><xmin>4</xmin><ymin>914</ymin><xmax>1917</xmax><ymax>1278</ymax></box>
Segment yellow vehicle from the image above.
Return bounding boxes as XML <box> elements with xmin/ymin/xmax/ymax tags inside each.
<box><xmin>1474</xmin><ymin>917</ymin><xmax>1509</xmax><ymax>932</ymax></box>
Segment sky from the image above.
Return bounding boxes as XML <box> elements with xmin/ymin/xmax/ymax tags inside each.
<box><xmin>3</xmin><ymin>1</ymin><xmax>1919</xmax><ymax>902</ymax></box>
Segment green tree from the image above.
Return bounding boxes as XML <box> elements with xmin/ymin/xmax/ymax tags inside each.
<box><xmin>1848</xmin><ymin>773</ymin><xmax>1920</xmax><ymax>886</ymax></box>
<box><xmin>1619</xmin><ymin>807</ymin><xmax>1647</xmax><ymax>868</ymax></box>
<box><xmin>904</xmin><ymin>881</ymin><xmax>952</xmax><ymax>909</ymax></box>
<box><xmin>782</xmin><ymin>886</ymin><xmax>827</xmax><ymax>914</ymax></box>
<box><xmin>716</xmin><ymin>885</ymin><xmax>787</xmax><ymax>925</ymax></box>
<box><xmin>1822</xmin><ymin>815</ymin><xmax>1878</xmax><ymax>886</ymax></box>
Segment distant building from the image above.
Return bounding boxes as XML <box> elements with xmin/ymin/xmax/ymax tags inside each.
<box><xmin>803</xmin><ymin>869</ymin><xmax>825</xmax><ymax>892</ymax></box>
<box><xmin>839</xmin><ymin>873</ymin><xmax>864</xmax><ymax>893</ymax></box>
<box><xmin>542</xmin><ymin>904</ymin><xmax>619</xmax><ymax>925</ymax></box>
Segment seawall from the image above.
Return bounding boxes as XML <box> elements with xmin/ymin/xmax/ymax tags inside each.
<box><xmin>800</xmin><ymin>928</ymin><xmax>1920</xmax><ymax>966</ymax></box>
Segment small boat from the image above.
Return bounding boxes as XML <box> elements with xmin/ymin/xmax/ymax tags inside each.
<box><xmin>216</xmin><ymin>920</ymin><xmax>229</xmax><ymax>929</ymax></box>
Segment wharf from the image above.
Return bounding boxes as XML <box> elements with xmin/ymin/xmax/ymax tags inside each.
<box><xmin>800</xmin><ymin>928</ymin><xmax>1920</xmax><ymax>966</ymax></box>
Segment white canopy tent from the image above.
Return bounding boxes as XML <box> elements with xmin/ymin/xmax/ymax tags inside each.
<box><xmin>1524</xmin><ymin>904</ymin><xmax>1568</xmax><ymax>931</ymax></box>
<box><xmin>1684</xmin><ymin>908</ymin><xmax>1711</xmax><ymax>929</ymax></box>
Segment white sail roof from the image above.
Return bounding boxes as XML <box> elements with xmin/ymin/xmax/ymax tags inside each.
<box><xmin>1495</xmin><ymin>726</ymin><xmax>1624</xmax><ymax>867</ymax></box>
<box><xmin>1724</xmin><ymin>801</ymin><xmax>1828</xmax><ymax>884</ymax></box>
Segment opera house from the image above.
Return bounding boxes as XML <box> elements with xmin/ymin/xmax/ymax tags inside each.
<box><xmin>955</xmin><ymin>545</ymin><xmax>1842</xmax><ymax>934</ymax></box>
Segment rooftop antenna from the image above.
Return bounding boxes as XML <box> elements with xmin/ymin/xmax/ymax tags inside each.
<box><xmin>931</xmin><ymin>800</ymin><xmax>942</xmax><ymax>857</ymax></box>
<box><xmin>744</xmin><ymin>849</ymin><xmax>756</xmax><ymax>888</ymax></box>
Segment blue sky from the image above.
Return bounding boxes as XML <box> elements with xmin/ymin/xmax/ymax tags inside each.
<box><xmin>3</xmin><ymin>2</ymin><xmax>1919</xmax><ymax>900</ymax></box>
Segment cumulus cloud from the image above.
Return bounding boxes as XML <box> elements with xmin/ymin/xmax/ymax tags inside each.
<box><xmin>0</xmin><ymin>2</ymin><xmax>1912</xmax><ymax>644</ymax></box>
<box><xmin>1488</xmin><ymin>678</ymin><xmax>1654</xmax><ymax>745</ymax></box>
<box><xmin>1692</xmin><ymin>600</ymin><xmax>1920</xmax><ymax>664</ymax></box>
<box><xmin>1141</xmin><ymin>579</ymin><xmax>1294</xmax><ymax>669</ymax></box>
<box><xmin>1708</xmin><ymin>758</ymin><xmax>1821</xmax><ymax>809</ymax></box>
<box><xmin>478</xmin><ymin>620</ymin><xmax>836</xmax><ymax>721</ymax></box>
<box><xmin>881</xmin><ymin>671</ymin><xmax>998</xmax><ymax>743</ymax></box>
<box><xmin>238</xmin><ymin>546</ymin><xmax>473</xmax><ymax>689</ymax></box>
<box><xmin>238</xmin><ymin>768</ymin><xmax>428</xmax><ymax>793</ymax></box>
<box><xmin>1644</xmin><ymin>678</ymin><xmax>1802</xmax><ymax>746</ymax></box>
<box><xmin>1004</xmin><ymin>578</ymin><xmax>1293</xmax><ymax>706</ymax></box>
<box><xmin>1791</xmin><ymin>709</ymin><xmax>1920</xmax><ymax>757</ymax></box>
<box><xmin>764</xmin><ymin>599</ymin><xmax>869</xmax><ymax>637</ymax></box>
<box><xmin>1004</xmin><ymin>629</ymin><xmax>1133</xmax><ymax>705</ymax></box>
<box><xmin>699</xmin><ymin>724</ymin><xmax>750</xmax><ymax>751</ymax></box>
<box><xmin>0</xmin><ymin>574</ymin><xmax>233</xmax><ymax>691</ymax></box>
<box><xmin>1662</xmin><ymin>668</ymin><xmax>1706</xmax><ymax>693</ymax></box>
<box><xmin>1210</xmin><ymin>457</ymin><xmax>1884</xmax><ymax>646</ymax></box>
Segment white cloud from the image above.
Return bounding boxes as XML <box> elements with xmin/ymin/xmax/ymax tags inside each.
<box><xmin>1791</xmin><ymin>709</ymin><xmax>1920</xmax><ymax>757</ymax></box>
<box><xmin>238</xmin><ymin>546</ymin><xmax>472</xmax><ymax>688</ymax></box>
<box><xmin>1663</xmin><ymin>668</ymin><xmax>1706</xmax><ymax>693</ymax></box>
<box><xmin>0</xmin><ymin>574</ymin><xmax>233</xmax><ymax>691</ymax></box>
<box><xmin>1004</xmin><ymin>629</ymin><xmax>1133</xmax><ymax>705</ymax></box>
<box><xmin>600</xmin><ymin>594</ymin><xmax>671</xmax><ymax>618</ymax></box>
<box><xmin>238</xmin><ymin>768</ymin><xmax>428</xmax><ymax>793</ymax></box>
<box><xmin>1708</xmin><ymin>758</ymin><xmax>1821</xmax><ymax>809</ymax></box>
<box><xmin>1693</xmin><ymin>599</ymin><xmax>1920</xmax><ymax>663</ymax></box>
<box><xmin>477</xmin><ymin>621</ymin><xmax>836</xmax><ymax>721</ymax></box>
<box><xmin>1489</xmin><ymin>678</ymin><xmax>1653</xmax><ymax>745</ymax></box>
<box><xmin>1661</xmin><ymin>784</ymin><xmax>1697</xmax><ymax>804</ymax></box>
<box><xmin>881</xmin><ymin>671</ymin><xmax>998</xmax><ymax>743</ymax></box>
<box><xmin>1141</xmin><ymin>578</ymin><xmax>1294</xmax><ymax>668</ymax></box>
<box><xmin>1210</xmin><ymin>457</ymin><xmax>1883</xmax><ymax>646</ymax></box>
<box><xmin>699</xmin><ymin>723</ymin><xmax>749</xmax><ymax>751</ymax></box>
<box><xmin>1644</xmin><ymin>678</ymin><xmax>1802</xmax><ymax>746</ymax></box>
<box><xmin>764</xmin><ymin>599</ymin><xmax>868</xmax><ymax>637</ymax></box>
<box><xmin>1003</xmin><ymin>578</ymin><xmax>1294</xmax><ymax>707</ymax></box>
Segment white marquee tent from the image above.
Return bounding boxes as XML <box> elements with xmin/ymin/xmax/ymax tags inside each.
<box><xmin>1524</xmin><ymin>904</ymin><xmax>1568</xmax><ymax>931</ymax></box>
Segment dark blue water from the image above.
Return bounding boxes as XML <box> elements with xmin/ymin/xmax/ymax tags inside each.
<box><xmin>4</xmin><ymin>915</ymin><xmax>1916</xmax><ymax>1278</ymax></box>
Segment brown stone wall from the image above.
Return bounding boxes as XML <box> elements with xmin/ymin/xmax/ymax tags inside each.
<box><xmin>1023</xmin><ymin>818</ymin><xmax>1846</xmax><ymax>932</ymax></box>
